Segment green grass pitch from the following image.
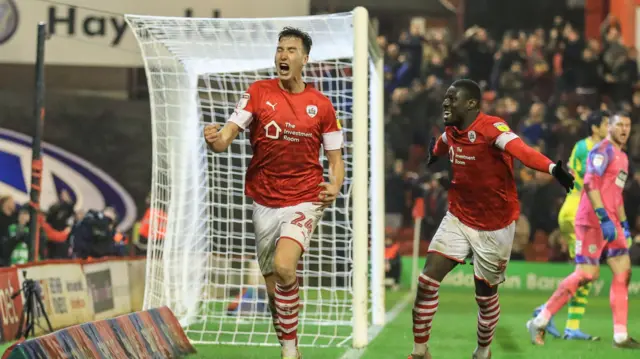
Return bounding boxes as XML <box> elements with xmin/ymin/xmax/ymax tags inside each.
<box><xmin>0</xmin><ymin>286</ymin><xmax>637</xmax><ymax>358</ymax></box>
<box><xmin>0</xmin><ymin>278</ymin><xmax>637</xmax><ymax>358</ymax></box>
<box><xmin>193</xmin><ymin>288</ymin><xmax>640</xmax><ymax>359</ymax></box>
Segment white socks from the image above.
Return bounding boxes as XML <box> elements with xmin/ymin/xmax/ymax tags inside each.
<box><xmin>412</xmin><ymin>343</ymin><xmax>427</xmax><ymax>356</ymax></box>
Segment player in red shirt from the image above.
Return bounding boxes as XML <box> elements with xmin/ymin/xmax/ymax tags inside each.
<box><xmin>203</xmin><ymin>27</ymin><xmax>345</xmax><ymax>359</ymax></box>
<box><xmin>408</xmin><ymin>79</ymin><xmax>574</xmax><ymax>359</ymax></box>
<box><xmin>527</xmin><ymin>113</ymin><xmax>640</xmax><ymax>349</ymax></box>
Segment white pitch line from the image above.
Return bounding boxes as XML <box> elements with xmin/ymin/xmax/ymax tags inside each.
<box><xmin>339</xmin><ymin>292</ymin><xmax>414</xmax><ymax>359</ymax></box>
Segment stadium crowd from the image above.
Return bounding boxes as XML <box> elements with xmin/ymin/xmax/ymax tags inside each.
<box><xmin>0</xmin><ymin>190</ymin><xmax>155</xmax><ymax>266</ymax></box>
<box><xmin>382</xmin><ymin>15</ymin><xmax>640</xmax><ymax>265</ymax></box>
<box><xmin>2</xmin><ymin>14</ymin><xmax>640</xmax><ymax>271</ymax></box>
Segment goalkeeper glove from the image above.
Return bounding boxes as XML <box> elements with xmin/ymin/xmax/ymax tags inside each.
<box><xmin>622</xmin><ymin>220</ymin><xmax>632</xmax><ymax>248</ymax></box>
<box><xmin>595</xmin><ymin>208</ymin><xmax>617</xmax><ymax>242</ymax></box>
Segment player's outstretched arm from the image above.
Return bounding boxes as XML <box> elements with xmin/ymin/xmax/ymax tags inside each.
<box><xmin>203</xmin><ymin>122</ymin><xmax>241</xmax><ymax>153</ymax></box>
<box><xmin>503</xmin><ymin>138</ymin><xmax>574</xmax><ymax>192</ymax></box>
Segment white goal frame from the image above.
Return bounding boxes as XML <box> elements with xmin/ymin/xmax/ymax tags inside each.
<box><xmin>125</xmin><ymin>6</ymin><xmax>385</xmax><ymax>348</ymax></box>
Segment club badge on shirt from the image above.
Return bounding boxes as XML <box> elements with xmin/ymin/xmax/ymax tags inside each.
<box><xmin>306</xmin><ymin>105</ymin><xmax>318</xmax><ymax>118</ymax></box>
<box><xmin>468</xmin><ymin>130</ymin><xmax>476</xmax><ymax>143</ymax></box>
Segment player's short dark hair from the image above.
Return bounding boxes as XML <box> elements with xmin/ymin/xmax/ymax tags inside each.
<box><xmin>610</xmin><ymin>111</ymin><xmax>631</xmax><ymax>124</ymax></box>
<box><xmin>278</xmin><ymin>27</ymin><xmax>312</xmax><ymax>54</ymax></box>
<box><xmin>587</xmin><ymin>110</ymin><xmax>609</xmax><ymax>132</ymax></box>
<box><xmin>451</xmin><ymin>79</ymin><xmax>482</xmax><ymax>107</ymax></box>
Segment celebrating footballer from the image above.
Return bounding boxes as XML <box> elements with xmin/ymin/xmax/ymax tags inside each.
<box><xmin>407</xmin><ymin>79</ymin><xmax>575</xmax><ymax>359</ymax></box>
<box><xmin>203</xmin><ymin>27</ymin><xmax>344</xmax><ymax>359</ymax></box>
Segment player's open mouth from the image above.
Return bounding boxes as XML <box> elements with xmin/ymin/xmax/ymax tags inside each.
<box><xmin>278</xmin><ymin>63</ymin><xmax>290</xmax><ymax>74</ymax></box>
<box><xmin>443</xmin><ymin>110</ymin><xmax>451</xmax><ymax>119</ymax></box>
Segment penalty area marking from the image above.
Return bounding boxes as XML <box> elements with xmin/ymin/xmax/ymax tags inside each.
<box><xmin>339</xmin><ymin>292</ymin><xmax>413</xmax><ymax>359</ymax></box>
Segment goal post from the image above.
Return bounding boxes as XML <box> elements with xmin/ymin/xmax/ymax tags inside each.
<box><xmin>125</xmin><ymin>6</ymin><xmax>384</xmax><ymax>348</ymax></box>
<box><xmin>368</xmin><ymin>19</ymin><xmax>386</xmax><ymax>328</ymax></box>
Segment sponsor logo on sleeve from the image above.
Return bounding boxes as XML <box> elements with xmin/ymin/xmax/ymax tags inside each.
<box><xmin>493</xmin><ymin>122</ymin><xmax>510</xmax><ymax>132</ymax></box>
<box><xmin>236</xmin><ymin>93</ymin><xmax>250</xmax><ymax>110</ymax></box>
<box><xmin>592</xmin><ymin>153</ymin><xmax>604</xmax><ymax>167</ymax></box>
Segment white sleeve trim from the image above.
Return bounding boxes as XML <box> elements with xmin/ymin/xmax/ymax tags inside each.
<box><xmin>441</xmin><ymin>132</ymin><xmax>448</xmax><ymax>145</ymax></box>
<box><xmin>228</xmin><ymin>109</ymin><xmax>253</xmax><ymax>130</ymax></box>
<box><xmin>322</xmin><ymin>131</ymin><xmax>343</xmax><ymax>150</ymax></box>
<box><xmin>548</xmin><ymin>163</ymin><xmax>556</xmax><ymax>175</ymax></box>
<box><xmin>494</xmin><ymin>132</ymin><xmax>519</xmax><ymax>150</ymax></box>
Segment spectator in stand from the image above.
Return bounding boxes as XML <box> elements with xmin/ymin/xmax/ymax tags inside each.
<box><xmin>560</xmin><ymin>24</ymin><xmax>585</xmax><ymax>94</ymax></box>
<box><xmin>70</xmin><ymin>206</ymin><xmax>118</xmax><ymax>259</ymax></box>
<box><xmin>575</xmin><ymin>45</ymin><xmax>601</xmax><ymax>108</ymax></box>
<box><xmin>136</xmin><ymin>193</ymin><xmax>167</xmax><ymax>256</ymax></box>
<box><xmin>113</xmin><ymin>231</ymin><xmax>129</xmax><ymax>256</ymax></box>
<box><xmin>527</xmin><ymin>171</ymin><xmax>565</xmax><ymax>242</ymax></box>
<box><xmin>0</xmin><ymin>206</ymin><xmax>48</xmax><ymax>265</ymax></box>
<box><xmin>454</xmin><ymin>26</ymin><xmax>494</xmax><ymax>85</ymax></box>
<box><xmin>0</xmin><ymin>196</ymin><xmax>16</xmax><ymax>242</ymax></box>
<box><xmin>519</xmin><ymin>102</ymin><xmax>548</xmax><ymax>147</ymax></box>
<box><xmin>8</xmin><ymin>208</ymin><xmax>34</xmax><ymax>265</ymax></box>
<box><xmin>41</xmin><ymin>215</ymin><xmax>72</xmax><ymax>259</ymax></box>
<box><xmin>46</xmin><ymin>189</ymin><xmax>75</xmax><ymax>232</ymax></box>
<box><xmin>39</xmin><ymin>189</ymin><xmax>75</xmax><ymax>259</ymax></box>
<box><xmin>600</xmin><ymin>15</ymin><xmax>632</xmax><ymax>104</ymax></box>
<box><xmin>0</xmin><ymin>196</ymin><xmax>17</xmax><ymax>266</ymax></box>
<box><xmin>420</xmin><ymin>172</ymin><xmax>448</xmax><ymax>241</ymax></box>
<box><xmin>511</xmin><ymin>214</ymin><xmax>531</xmax><ymax>260</ymax></box>
<box><xmin>386</xmin><ymin>159</ymin><xmax>409</xmax><ymax>230</ymax></box>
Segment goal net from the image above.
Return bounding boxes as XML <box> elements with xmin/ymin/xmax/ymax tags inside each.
<box><xmin>125</xmin><ymin>8</ymin><xmax>383</xmax><ymax>348</ymax></box>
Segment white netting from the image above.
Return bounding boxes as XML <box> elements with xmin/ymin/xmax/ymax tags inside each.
<box><xmin>125</xmin><ymin>12</ymin><xmax>379</xmax><ymax>347</ymax></box>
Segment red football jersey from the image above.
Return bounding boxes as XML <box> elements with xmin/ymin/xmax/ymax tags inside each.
<box><xmin>228</xmin><ymin>79</ymin><xmax>343</xmax><ymax>208</ymax></box>
<box><xmin>441</xmin><ymin>113</ymin><xmax>520</xmax><ymax>230</ymax></box>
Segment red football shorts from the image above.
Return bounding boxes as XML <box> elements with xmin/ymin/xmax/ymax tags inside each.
<box><xmin>574</xmin><ymin>224</ymin><xmax>629</xmax><ymax>265</ymax></box>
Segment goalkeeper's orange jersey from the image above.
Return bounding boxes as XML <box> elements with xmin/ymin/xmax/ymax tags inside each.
<box><xmin>228</xmin><ymin>79</ymin><xmax>343</xmax><ymax>208</ymax></box>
